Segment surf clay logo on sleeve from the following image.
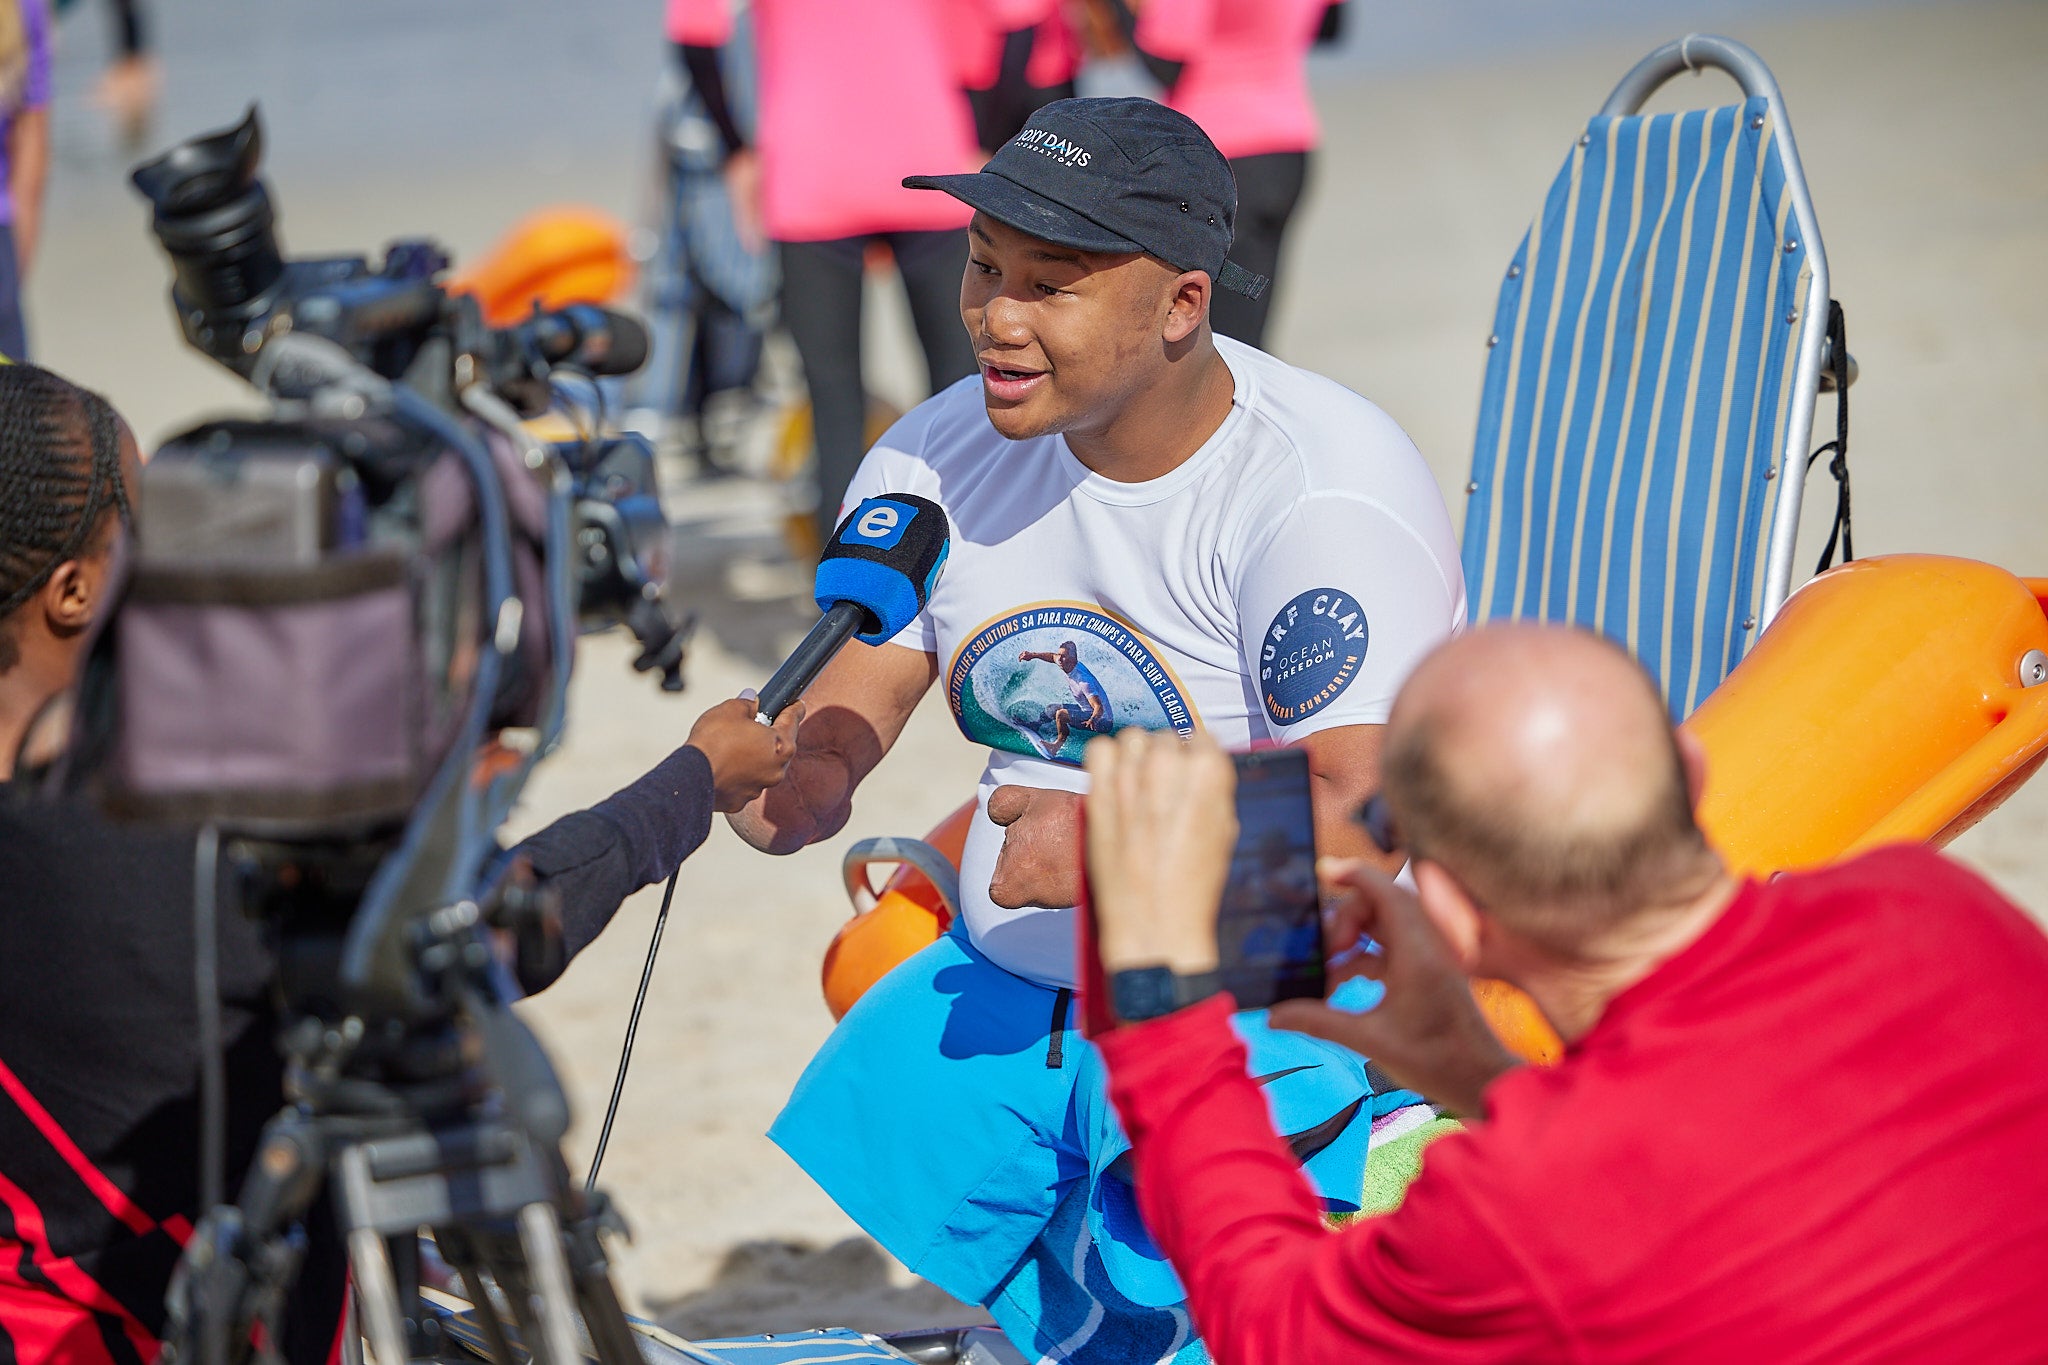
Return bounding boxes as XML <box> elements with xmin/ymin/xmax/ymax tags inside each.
<box><xmin>947</xmin><ymin>603</ymin><xmax>1195</xmax><ymax>765</ymax></box>
<box><xmin>1262</xmin><ymin>589</ymin><xmax>1369</xmax><ymax>726</ymax></box>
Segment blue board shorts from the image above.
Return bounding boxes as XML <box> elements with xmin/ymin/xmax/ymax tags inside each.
<box><xmin>769</xmin><ymin>925</ymin><xmax>1418</xmax><ymax>1313</ymax></box>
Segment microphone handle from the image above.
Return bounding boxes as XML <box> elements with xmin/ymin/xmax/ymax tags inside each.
<box><xmin>756</xmin><ymin>600</ymin><xmax>870</xmax><ymax>722</ymax></box>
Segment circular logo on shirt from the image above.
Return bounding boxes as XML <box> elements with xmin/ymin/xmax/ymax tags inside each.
<box><xmin>947</xmin><ymin>603</ymin><xmax>1195</xmax><ymax>765</ymax></box>
<box><xmin>1261</xmin><ymin>589</ymin><xmax>1370</xmax><ymax>726</ymax></box>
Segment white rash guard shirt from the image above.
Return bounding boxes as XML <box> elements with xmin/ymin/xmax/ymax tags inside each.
<box><xmin>840</xmin><ymin>335</ymin><xmax>1466</xmax><ymax>986</ymax></box>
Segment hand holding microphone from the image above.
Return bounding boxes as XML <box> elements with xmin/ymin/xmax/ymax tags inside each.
<box><xmin>686</xmin><ymin>695</ymin><xmax>804</xmax><ymax>812</ymax></box>
<box><xmin>755</xmin><ymin>494</ymin><xmax>952</xmax><ymax>721</ymax></box>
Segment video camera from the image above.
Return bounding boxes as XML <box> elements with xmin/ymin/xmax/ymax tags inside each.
<box><xmin>62</xmin><ymin>106</ymin><xmax>695</xmax><ymax>1024</ymax></box>
<box><xmin>135</xmin><ymin>106</ymin><xmax>681</xmax><ymax>651</ymax></box>
<box><xmin>43</xmin><ymin>107</ymin><xmax>683</xmax><ymax>1365</ymax></box>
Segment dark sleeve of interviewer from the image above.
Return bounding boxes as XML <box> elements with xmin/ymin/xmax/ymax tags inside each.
<box><xmin>512</xmin><ymin>743</ymin><xmax>716</xmax><ymax>992</ymax></box>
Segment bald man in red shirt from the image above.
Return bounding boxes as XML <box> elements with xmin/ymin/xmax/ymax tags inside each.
<box><xmin>1081</xmin><ymin>623</ymin><xmax>2048</xmax><ymax>1362</ymax></box>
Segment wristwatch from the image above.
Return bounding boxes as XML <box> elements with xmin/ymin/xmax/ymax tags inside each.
<box><xmin>1110</xmin><ymin>965</ymin><xmax>1223</xmax><ymax>1023</ymax></box>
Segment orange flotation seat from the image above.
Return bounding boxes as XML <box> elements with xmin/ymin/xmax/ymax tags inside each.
<box><xmin>823</xmin><ymin>805</ymin><xmax>973</xmax><ymax>1021</ymax></box>
<box><xmin>1689</xmin><ymin>554</ymin><xmax>2048</xmax><ymax>874</ymax></box>
<box><xmin>446</xmin><ymin>207</ymin><xmax>634</xmax><ymax>329</ymax></box>
<box><xmin>1488</xmin><ymin>555</ymin><xmax>2048</xmax><ymax>1064</ymax></box>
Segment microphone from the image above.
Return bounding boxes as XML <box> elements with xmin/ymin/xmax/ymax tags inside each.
<box><xmin>756</xmin><ymin>494</ymin><xmax>951</xmax><ymax>721</ymax></box>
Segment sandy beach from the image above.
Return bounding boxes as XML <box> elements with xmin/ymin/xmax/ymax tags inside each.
<box><xmin>26</xmin><ymin>0</ymin><xmax>2046</xmax><ymax>1336</ymax></box>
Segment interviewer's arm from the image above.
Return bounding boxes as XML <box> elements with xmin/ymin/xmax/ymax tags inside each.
<box><xmin>519</xmin><ymin>698</ymin><xmax>798</xmax><ymax>989</ymax></box>
<box><xmin>518</xmin><ymin>745</ymin><xmax>717</xmax><ymax>976</ymax></box>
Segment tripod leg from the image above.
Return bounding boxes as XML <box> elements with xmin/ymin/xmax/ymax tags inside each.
<box><xmin>436</xmin><ymin>1228</ymin><xmax>517</xmax><ymax>1365</ymax></box>
<box><xmin>388</xmin><ymin>1235</ymin><xmax>439</xmax><ymax>1361</ymax></box>
<box><xmin>480</xmin><ymin>1243</ymin><xmax>545</xmax><ymax>1362</ymax></box>
<box><xmin>341</xmin><ymin>1293</ymin><xmax>364</xmax><ymax>1365</ymax></box>
<box><xmin>516</xmin><ymin>1203</ymin><xmax>584</xmax><ymax>1365</ymax></box>
<box><xmin>559</xmin><ymin>1203</ymin><xmax>641</xmax><ymax>1365</ymax></box>
<box><xmin>572</xmin><ymin>1271</ymin><xmax>643</xmax><ymax>1365</ymax></box>
<box><xmin>455</xmin><ymin>1263</ymin><xmax>518</xmax><ymax>1365</ymax></box>
<box><xmin>348</xmin><ymin>1229</ymin><xmax>410</xmax><ymax>1365</ymax></box>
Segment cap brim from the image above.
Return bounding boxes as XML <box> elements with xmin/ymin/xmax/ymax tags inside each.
<box><xmin>904</xmin><ymin>170</ymin><xmax>1146</xmax><ymax>257</ymax></box>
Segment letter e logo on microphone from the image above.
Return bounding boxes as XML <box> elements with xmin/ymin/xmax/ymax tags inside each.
<box><xmin>840</xmin><ymin>497</ymin><xmax>914</xmax><ymax>551</ymax></box>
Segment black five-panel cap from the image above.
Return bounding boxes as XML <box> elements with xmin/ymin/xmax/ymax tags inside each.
<box><xmin>905</xmin><ymin>96</ymin><xmax>1269</xmax><ymax>300</ymax></box>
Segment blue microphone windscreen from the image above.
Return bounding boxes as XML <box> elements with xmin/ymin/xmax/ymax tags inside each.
<box><xmin>815</xmin><ymin>494</ymin><xmax>951</xmax><ymax>644</ymax></box>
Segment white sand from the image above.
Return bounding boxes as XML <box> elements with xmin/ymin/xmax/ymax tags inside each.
<box><xmin>26</xmin><ymin>0</ymin><xmax>2046</xmax><ymax>1335</ymax></box>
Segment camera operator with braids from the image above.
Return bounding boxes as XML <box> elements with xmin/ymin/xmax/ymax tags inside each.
<box><xmin>0</xmin><ymin>362</ymin><xmax>803</xmax><ymax>1365</ymax></box>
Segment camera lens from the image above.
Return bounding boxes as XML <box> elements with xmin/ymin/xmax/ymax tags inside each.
<box><xmin>131</xmin><ymin>106</ymin><xmax>284</xmax><ymax>324</ymax></box>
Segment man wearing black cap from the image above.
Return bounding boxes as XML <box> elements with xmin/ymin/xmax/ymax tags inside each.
<box><xmin>734</xmin><ymin>98</ymin><xmax>1465</xmax><ymax>1360</ymax></box>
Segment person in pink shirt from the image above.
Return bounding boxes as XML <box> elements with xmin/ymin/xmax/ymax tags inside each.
<box><xmin>948</xmin><ymin>0</ymin><xmax>1083</xmax><ymax>153</ymax></box>
<box><xmin>1107</xmin><ymin>0</ymin><xmax>1340</xmax><ymax>347</ymax></box>
<box><xmin>668</xmin><ymin>0</ymin><xmax>984</xmax><ymax>547</ymax></box>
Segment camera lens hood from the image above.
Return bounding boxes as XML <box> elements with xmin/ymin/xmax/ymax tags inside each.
<box><xmin>131</xmin><ymin>105</ymin><xmax>285</xmax><ymax>325</ymax></box>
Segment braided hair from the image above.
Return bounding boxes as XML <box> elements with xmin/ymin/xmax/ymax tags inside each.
<box><xmin>0</xmin><ymin>364</ymin><xmax>134</xmax><ymax>675</ymax></box>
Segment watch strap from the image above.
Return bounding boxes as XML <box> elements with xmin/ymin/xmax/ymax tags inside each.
<box><xmin>1110</xmin><ymin>965</ymin><xmax>1224</xmax><ymax>1022</ymax></box>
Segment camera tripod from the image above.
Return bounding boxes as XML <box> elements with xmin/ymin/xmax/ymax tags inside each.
<box><xmin>164</xmin><ymin>871</ymin><xmax>641</xmax><ymax>1365</ymax></box>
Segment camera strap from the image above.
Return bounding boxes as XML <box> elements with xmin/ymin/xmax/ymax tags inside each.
<box><xmin>584</xmin><ymin>865</ymin><xmax>681</xmax><ymax>1190</ymax></box>
<box><xmin>193</xmin><ymin>824</ymin><xmax>226</xmax><ymax>1216</ymax></box>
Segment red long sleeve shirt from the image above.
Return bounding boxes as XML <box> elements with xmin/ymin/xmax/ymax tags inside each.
<box><xmin>1099</xmin><ymin>846</ymin><xmax>2048</xmax><ymax>1362</ymax></box>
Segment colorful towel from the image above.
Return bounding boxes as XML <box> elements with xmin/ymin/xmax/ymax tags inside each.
<box><xmin>1359</xmin><ymin>1114</ymin><xmax>1463</xmax><ymax>1217</ymax></box>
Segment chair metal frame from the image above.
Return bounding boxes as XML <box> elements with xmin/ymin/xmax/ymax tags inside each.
<box><xmin>1594</xmin><ymin>33</ymin><xmax>1832</xmax><ymax>630</ymax></box>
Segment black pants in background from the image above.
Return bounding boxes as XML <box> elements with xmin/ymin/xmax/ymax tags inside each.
<box><xmin>779</xmin><ymin>230</ymin><xmax>975</xmax><ymax>547</ymax></box>
<box><xmin>1212</xmin><ymin>151</ymin><xmax>1310</xmax><ymax>351</ymax></box>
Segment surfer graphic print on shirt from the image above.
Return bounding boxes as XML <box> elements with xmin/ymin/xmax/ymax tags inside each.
<box><xmin>947</xmin><ymin>602</ymin><xmax>1197</xmax><ymax>765</ymax></box>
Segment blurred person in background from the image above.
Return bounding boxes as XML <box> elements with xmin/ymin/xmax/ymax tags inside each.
<box><xmin>1103</xmin><ymin>0</ymin><xmax>1340</xmax><ymax>348</ymax></box>
<box><xmin>50</xmin><ymin>0</ymin><xmax>154</xmax><ymax>145</ymax></box>
<box><xmin>667</xmin><ymin>0</ymin><xmax>982</xmax><ymax>551</ymax></box>
<box><xmin>53</xmin><ymin>0</ymin><xmax>157</xmax><ymax>147</ymax></box>
<box><xmin>0</xmin><ymin>0</ymin><xmax>49</xmax><ymax>360</ymax></box>
<box><xmin>952</xmin><ymin>0</ymin><xmax>1083</xmax><ymax>154</ymax></box>
<box><xmin>92</xmin><ymin>0</ymin><xmax>157</xmax><ymax>147</ymax></box>
<box><xmin>624</xmin><ymin>13</ymin><xmax>777</xmax><ymax>469</ymax></box>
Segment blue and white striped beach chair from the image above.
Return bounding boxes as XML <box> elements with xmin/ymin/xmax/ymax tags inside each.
<box><xmin>1462</xmin><ymin>35</ymin><xmax>1848</xmax><ymax>718</ymax></box>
